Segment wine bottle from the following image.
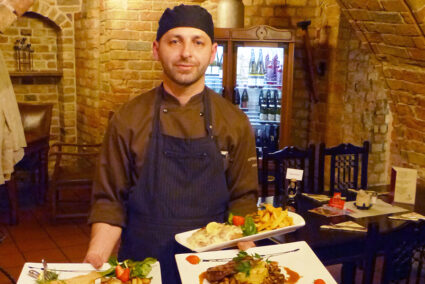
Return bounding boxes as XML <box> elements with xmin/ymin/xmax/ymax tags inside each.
<box><xmin>266</xmin><ymin>90</ymin><xmax>275</xmax><ymax>121</ymax></box>
<box><xmin>286</xmin><ymin>179</ymin><xmax>299</xmax><ymax>210</ymax></box>
<box><xmin>248</xmin><ymin>49</ymin><xmax>257</xmax><ymax>87</ymax></box>
<box><xmin>241</xmin><ymin>89</ymin><xmax>249</xmax><ymax>108</ymax></box>
<box><xmin>234</xmin><ymin>88</ymin><xmax>240</xmax><ymax>105</ymax></box>
<box><xmin>258</xmin><ymin>90</ymin><xmax>264</xmax><ymax>113</ymax></box>
<box><xmin>274</xmin><ymin>90</ymin><xmax>281</xmax><ymax>122</ymax></box>
<box><xmin>256</xmin><ymin>49</ymin><xmax>265</xmax><ymax>86</ymax></box>
<box><xmin>260</xmin><ymin>90</ymin><xmax>269</xmax><ymax>120</ymax></box>
<box><xmin>272</xmin><ymin>54</ymin><xmax>279</xmax><ymax>83</ymax></box>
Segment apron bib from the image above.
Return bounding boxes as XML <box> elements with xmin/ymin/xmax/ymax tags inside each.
<box><xmin>119</xmin><ymin>88</ymin><xmax>229</xmax><ymax>284</ymax></box>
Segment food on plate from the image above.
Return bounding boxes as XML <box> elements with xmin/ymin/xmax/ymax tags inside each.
<box><xmin>100</xmin><ymin>256</ymin><xmax>157</xmax><ymax>283</ymax></box>
<box><xmin>200</xmin><ymin>251</ymin><xmax>287</xmax><ymax>284</ymax></box>
<box><xmin>187</xmin><ymin>204</ymin><xmax>294</xmax><ymax>249</ymax></box>
<box><xmin>187</xmin><ymin>222</ymin><xmax>243</xmax><ymax>249</ymax></box>
<box><xmin>251</xmin><ymin>204</ymin><xmax>293</xmax><ymax>232</ymax></box>
<box><xmin>186</xmin><ymin>255</ymin><xmax>201</xmax><ymax>265</ymax></box>
<box><xmin>47</xmin><ymin>271</ymin><xmax>102</xmax><ymax>284</ymax></box>
<box><xmin>35</xmin><ymin>257</ymin><xmax>156</xmax><ymax>284</ymax></box>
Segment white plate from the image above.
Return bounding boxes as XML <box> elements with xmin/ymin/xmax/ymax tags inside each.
<box><xmin>17</xmin><ymin>262</ymin><xmax>162</xmax><ymax>283</ymax></box>
<box><xmin>175</xmin><ymin>211</ymin><xmax>305</xmax><ymax>252</ymax></box>
<box><xmin>176</xmin><ymin>241</ymin><xmax>337</xmax><ymax>284</ymax></box>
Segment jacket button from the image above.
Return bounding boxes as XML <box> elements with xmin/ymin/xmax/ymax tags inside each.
<box><xmin>163</xmin><ymin>108</ymin><xmax>168</xmax><ymax>113</ymax></box>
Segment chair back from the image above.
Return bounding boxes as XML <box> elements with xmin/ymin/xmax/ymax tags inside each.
<box><xmin>363</xmin><ymin>221</ymin><xmax>425</xmax><ymax>284</ymax></box>
<box><xmin>18</xmin><ymin>103</ymin><xmax>53</xmax><ymax>142</ymax></box>
<box><xmin>318</xmin><ymin>141</ymin><xmax>369</xmax><ymax>196</ymax></box>
<box><xmin>261</xmin><ymin>144</ymin><xmax>315</xmax><ymax>203</ymax></box>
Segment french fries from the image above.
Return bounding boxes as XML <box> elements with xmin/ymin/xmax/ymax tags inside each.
<box><xmin>251</xmin><ymin>203</ymin><xmax>293</xmax><ymax>232</ymax></box>
<box><xmin>130</xmin><ymin>277</ymin><xmax>151</xmax><ymax>284</ymax></box>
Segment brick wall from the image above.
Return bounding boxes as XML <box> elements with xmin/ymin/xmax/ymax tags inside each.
<box><xmin>1</xmin><ymin>0</ymin><xmax>82</xmax><ymax>144</ymax></box>
<box><xmin>337</xmin><ymin>0</ymin><xmax>425</xmax><ymax>184</ymax></box>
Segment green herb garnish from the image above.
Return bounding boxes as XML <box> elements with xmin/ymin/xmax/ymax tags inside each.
<box><xmin>232</xmin><ymin>251</ymin><xmax>265</xmax><ymax>277</ymax></box>
<box><xmin>227</xmin><ymin>212</ymin><xmax>234</xmax><ymax>225</ymax></box>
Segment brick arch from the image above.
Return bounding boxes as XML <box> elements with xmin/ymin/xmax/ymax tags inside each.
<box><xmin>334</xmin><ymin>0</ymin><xmax>425</xmax><ymax>184</ymax></box>
<box><xmin>29</xmin><ymin>0</ymin><xmax>73</xmax><ymax>31</ymax></box>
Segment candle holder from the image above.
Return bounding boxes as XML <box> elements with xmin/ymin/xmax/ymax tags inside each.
<box><xmin>14</xmin><ymin>37</ymin><xmax>33</xmax><ymax>71</ymax></box>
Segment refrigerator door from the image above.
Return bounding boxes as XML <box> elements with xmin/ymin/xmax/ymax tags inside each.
<box><xmin>235</xmin><ymin>46</ymin><xmax>284</xmax><ymax>153</ymax></box>
<box><xmin>205</xmin><ymin>45</ymin><xmax>224</xmax><ymax>95</ymax></box>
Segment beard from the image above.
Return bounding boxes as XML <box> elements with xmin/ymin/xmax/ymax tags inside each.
<box><xmin>161</xmin><ymin>60</ymin><xmax>209</xmax><ymax>86</ymax></box>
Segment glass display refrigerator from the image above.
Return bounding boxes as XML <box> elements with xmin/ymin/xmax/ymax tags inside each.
<box><xmin>208</xmin><ymin>26</ymin><xmax>295</xmax><ymax>155</ymax></box>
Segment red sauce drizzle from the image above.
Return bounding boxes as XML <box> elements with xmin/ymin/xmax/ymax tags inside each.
<box><xmin>284</xmin><ymin>267</ymin><xmax>301</xmax><ymax>284</ymax></box>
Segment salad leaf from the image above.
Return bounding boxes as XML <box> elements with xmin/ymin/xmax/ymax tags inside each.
<box><xmin>101</xmin><ymin>256</ymin><xmax>157</xmax><ymax>279</ymax></box>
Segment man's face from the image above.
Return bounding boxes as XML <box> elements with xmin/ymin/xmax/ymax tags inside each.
<box><xmin>153</xmin><ymin>27</ymin><xmax>217</xmax><ymax>87</ymax></box>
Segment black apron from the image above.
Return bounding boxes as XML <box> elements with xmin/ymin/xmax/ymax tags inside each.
<box><xmin>119</xmin><ymin>88</ymin><xmax>229</xmax><ymax>284</ymax></box>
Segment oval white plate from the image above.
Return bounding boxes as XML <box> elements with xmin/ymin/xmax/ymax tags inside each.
<box><xmin>175</xmin><ymin>211</ymin><xmax>305</xmax><ymax>252</ymax></box>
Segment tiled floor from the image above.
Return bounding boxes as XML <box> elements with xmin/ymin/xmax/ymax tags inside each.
<box><xmin>0</xmin><ymin>205</ymin><xmax>91</xmax><ymax>283</ymax></box>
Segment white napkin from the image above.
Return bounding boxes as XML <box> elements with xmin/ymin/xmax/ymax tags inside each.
<box><xmin>388</xmin><ymin>212</ymin><xmax>425</xmax><ymax>221</ymax></box>
<box><xmin>320</xmin><ymin>221</ymin><xmax>367</xmax><ymax>232</ymax></box>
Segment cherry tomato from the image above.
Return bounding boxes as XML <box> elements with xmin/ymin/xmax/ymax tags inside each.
<box><xmin>186</xmin><ymin>255</ymin><xmax>200</xmax><ymax>265</ymax></box>
<box><xmin>119</xmin><ymin>268</ymin><xmax>130</xmax><ymax>282</ymax></box>
<box><xmin>232</xmin><ymin>215</ymin><xmax>245</xmax><ymax>226</ymax></box>
<box><xmin>314</xmin><ymin>279</ymin><xmax>326</xmax><ymax>284</ymax></box>
<box><xmin>115</xmin><ymin>265</ymin><xmax>124</xmax><ymax>278</ymax></box>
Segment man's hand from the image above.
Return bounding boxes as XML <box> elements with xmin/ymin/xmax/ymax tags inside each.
<box><xmin>7</xmin><ymin>0</ymin><xmax>33</xmax><ymax>16</ymax></box>
<box><xmin>237</xmin><ymin>241</ymin><xmax>256</xmax><ymax>251</ymax></box>
<box><xmin>84</xmin><ymin>251</ymin><xmax>106</xmax><ymax>269</ymax></box>
<box><xmin>84</xmin><ymin>223</ymin><xmax>122</xmax><ymax>269</ymax></box>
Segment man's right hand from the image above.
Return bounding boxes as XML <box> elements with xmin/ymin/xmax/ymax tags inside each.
<box><xmin>84</xmin><ymin>223</ymin><xmax>122</xmax><ymax>269</ymax></box>
<box><xmin>7</xmin><ymin>0</ymin><xmax>34</xmax><ymax>16</ymax></box>
<box><xmin>84</xmin><ymin>251</ymin><xmax>106</xmax><ymax>269</ymax></box>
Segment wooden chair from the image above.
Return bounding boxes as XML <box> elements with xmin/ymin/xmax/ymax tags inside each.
<box><xmin>318</xmin><ymin>141</ymin><xmax>369</xmax><ymax>196</ymax></box>
<box><xmin>261</xmin><ymin>144</ymin><xmax>315</xmax><ymax>206</ymax></box>
<box><xmin>1</xmin><ymin>175</ymin><xmax>18</xmax><ymax>225</ymax></box>
<box><xmin>362</xmin><ymin>220</ymin><xmax>425</xmax><ymax>284</ymax></box>
<box><xmin>2</xmin><ymin>103</ymin><xmax>53</xmax><ymax>225</ymax></box>
<box><xmin>15</xmin><ymin>102</ymin><xmax>53</xmax><ymax>203</ymax></box>
<box><xmin>50</xmin><ymin>142</ymin><xmax>100</xmax><ymax>221</ymax></box>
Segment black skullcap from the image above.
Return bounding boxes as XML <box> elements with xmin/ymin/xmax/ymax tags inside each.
<box><xmin>156</xmin><ymin>4</ymin><xmax>214</xmax><ymax>43</ymax></box>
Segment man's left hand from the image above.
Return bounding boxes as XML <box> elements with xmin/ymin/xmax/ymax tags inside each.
<box><xmin>237</xmin><ymin>241</ymin><xmax>256</xmax><ymax>251</ymax></box>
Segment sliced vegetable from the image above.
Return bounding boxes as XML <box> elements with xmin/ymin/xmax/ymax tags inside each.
<box><xmin>232</xmin><ymin>215</ymin><xmax>245</xmax><ymax>226</ymax></box>
<box><xmin>186</xmin><ymin>255</ymin><xmax>201</xmax><ymax>265</ymax></box>
<box><xmin>118</xmin><ymin>267</ymin><xmax>130</xmax><ymax>282</ymax></box>
<box><xmin>314</xmin><ymin>279</ymin><xmax>326</xmax><ymax>284</ymax></box>
<box><xmin>115</xmin><ymin>265</ymin><xmax>125</xmax><ymax>279</ymax></box>
<box><xmin>241</xmin><ymin>216</ymin><xmax>257</xmax><ymax>236</ymax></box>
<box><xmin>227</xmin><ymin>212</ymin><xmax>234</xmax><ymax>225</ymax></box>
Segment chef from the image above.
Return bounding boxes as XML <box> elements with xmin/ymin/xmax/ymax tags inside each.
<box><xmin>84</xmin><ymin>5</ymin><xmax>258</xmax><ymax>283</ymax></box>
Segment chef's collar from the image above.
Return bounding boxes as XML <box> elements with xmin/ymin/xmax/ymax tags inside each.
<box><xmin>161</xmin><ymin>84</ymin><xmax>205</xmax><ymax>106</ymax></box>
